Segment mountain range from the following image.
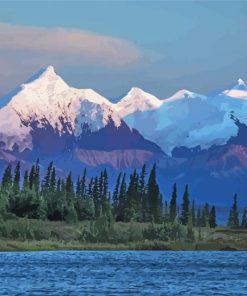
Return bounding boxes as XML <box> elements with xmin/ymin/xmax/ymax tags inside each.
<box><xmin>1</xmin><ymin>66</ymin><xmax>247</xmax><ymax>207</ymax></box>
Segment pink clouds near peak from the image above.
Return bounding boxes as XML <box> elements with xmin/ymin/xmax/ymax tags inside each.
<box><xmin>0</xmin><ymin>23</ymin><xmax>142</xmax><ymax>68</ymax></box>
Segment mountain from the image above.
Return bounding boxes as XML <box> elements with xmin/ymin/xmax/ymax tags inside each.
<box><xmin>114</xmin><ymin>82</ymin><xmax>247</xmax><ymax>206</ymax></box>
<box><xmin>118</xmin><ymin>88</ymin><xmax>224</xmax><ymax>155</ymax></box>
<box><xmin>1</xmin><ymin>68</ymin><xmax>247</xmax><ymax>207</ymax></box>
<box><xmin>116</xmin><ymin>81</ymin><xmax>247</xmax><ymax>155</ymax></box>
<box><xmin>0</xmin><ymin>66</ymin><xmax>165</xmax><ymax>171</ymax></box>
<box><xmin>114</xmin><ymin>87</ymin><xmax>163</xmax><ymax>117</ymax></box>
<box><xmin>222</xmin><ymin>78</ymin><xmax>247</xmax><ymax>100</ymax></box>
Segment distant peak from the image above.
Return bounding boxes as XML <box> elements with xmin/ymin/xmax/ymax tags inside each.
<box><xmin>24</xmin><ymin>65</ymin><xmax>58</xmax><ymax>84</ymax></box>
<box><xmin>128</xmin><ymin>87</ymin><xmax>144</xmax><ymax>94</ymax></box>
<box><xmin>165</xmin><ymin>89</ymin><xmax>205</xmax><ymax>102</ymax></box>
<box><xmin>237</xmin><ymin>78</ymin><xmax>246</xmax><ymax>86</ymax></box>
<box><xmin>38</xmin><ymin>65</ymin><xmax>57</xmax><ymax>78</ymax></box>
<box><xmin>178</xmin><ymin>89</ymin><xmax>193</xmax><ymax>97</ymax></box>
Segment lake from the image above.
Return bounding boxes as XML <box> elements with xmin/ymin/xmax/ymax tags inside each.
<box><xmin>0</xmin><ymin>251</ymin><xmax>247</xmax><ymax>295</ymax></box>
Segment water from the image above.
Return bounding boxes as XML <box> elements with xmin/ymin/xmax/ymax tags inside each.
<box><xmin>0</xmin><ymin>251</ymin><xmax>247</xmax><ymax>295</ymax></box>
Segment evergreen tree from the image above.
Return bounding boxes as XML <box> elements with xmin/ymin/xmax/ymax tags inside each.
<box><xmin>50</xmin><ymin>167</ymin><xmax>56</xmax><ymax>193</ymax></box>
<box><xmin>13</xmin><ymin>161</ymin><xmax>21</xmax><ymax>194</ymax></box>
<box><xmin>191</xmin><ymin>200</ymin><xmax>196</xmax><ymax>227</ymax></box>
<box><xmin>112</xmin><ymin>173</ymin><xmax>121</xmax><ymax>217</ymax></box>
<box><xmin>43</xmin><ymin>161</ymin><xmax>53</xmax><ymax>191</ymax></box>
<box><xmin>29</xmin><ymin>165</ymin><xmax>36</xmax><ymax>190</ymax></box>
<box><xmin>103</xmin><ymin>169</ymin><xmax>108</xmax><ymax>200</ymax></box>
<box><xmin>146</xmin><ymin>164</ymin><xmax>162</xmax><ymax>223</ymax></box>
<box><xmin>228</xmin><ymin>194</ymin><xmax>239</xmax><ymax>228</ymax></box>
<box><xmin>87</xmin><ymin>178</ymin><xmax>94</xmax><ymax>199</ymax></box>
<box><xmin>125</xmin><ymin>170</ymin><xmax>140</xmax><ymax>221</ymax></box>
<box><xmin>1</xmin><ymin>164</ymin><xmax>12</xmax><ymax>190</ymax></box>
<box><xmin>164</xmin><ymin>200</ymin><xmax>169</xmax><ymax>223</ymax></box>
<box><xmin>169</xmin><ymin>183</ymin><xmax>177</xmax><ymax>223</ymax></box>
<box><xmin>33</xmin><ymin>159</ymin><xmax>40</xmax><ymax>193</ymax></box>
<box><xmin>93</xmin><ymin>177</ymin><xmax>100</xmax><ymax>217</ymax></box>
<box><xmin>65</xmin><ymin>172</ymin><xmax>74</xmax><ymax>204</ymax></box>
<box><xmin>180</xmin><ymin>184</ymin><xmax>190</xmax><ymax>225</ymax></box>
<box><xmin>98</xmin><ymin>172</ymin><xmax>104</xmax><ymax>200</ymax></box>
<box><xmin>139</xmin><ymin>165</ymin><xmax>148</xmax><ymax>223</ymax></box>
<box><xmin>186</xmin><ymin>213</ymin><xmax>195</xmax><ymax>242</ymax></box>
<box><xmin>200</xmin><ymin>203</ymin><xmax>210</xmax><ymax>227</ymax></box>
<box><xmin>241</xmin><ymin>208</ymin><xmax>247</xmax><ymax>229</ymax></box>
<box><xmin>22</xmin><ymin>170</ymin><xmax>29</xmax><ymax>192</ymax></box>
<box><xmin>76</xmin><ymin>176</ymin><xmax>81</xmax><ymax>198</ymax></box>
<box><xmin>209</xmin><ymin>206</ymin><xmax>217</xmax><ymax>228</ymax></box>
<box><xmin>81</xmin><ymin>169</ymin><xmax>87</xmax><ymax>199</ymax></box>
<box><xmin>138</xmin><ymin>164</ymin><xmax>146</xmax><ymax>195</ymax></box>
<box><xmin>118</xmin><ymin>173</ymin><xmax>126</xmax><ymax>221</ymax></box>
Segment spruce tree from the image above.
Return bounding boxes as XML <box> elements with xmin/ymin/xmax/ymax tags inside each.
<box><xmin>50</xmin><ymin>167</ymin><xmax>56</xmax><ymax>192</ymax></box>
<box><xmin>112</xmin><ymin>173</ymin><xmax>121</xmax><ymax>217</ymax></box>
<box><xmin>13</xmin><ymin>161</ymin><xmax>21</xmax><ymax>194</ymax></box>
<box><xmin>201</xmin><ymin>203</ymin><xmax>210</xmax><ymax>227</ymax></box>
<box><xmin>209</xmin><ymin>206</ymin><xmax>217</xmax><ymax>228</ymax></box>
<box><xmin>99</xmin><ymin>172</ymin><xmax>104</xmax><ymax>200</ymax></box>
<box><xmin>22</xmin><ymin>170</ymin><xmax>29</xmax><ymax>192</ymax></box>
<box><xmin>164</xmin><ymin>200</ymin><xmax>169</xmax><ymax>223</ymax></box>
<box><xmin>191</xmin><ymin>200</ymin><xmax>196</xmax><ymax>227</ymax></box>
<box><xmin>138</xmin><ymin>164</ymin><xmax>147</xmax><ymax>222</ymax></box>
<box><xmin>228</xmin><ymin>194</ymin><xmax>239</xmax><ymax>228</ymax></box>
<box><xmin>146</xmin><ymin>164</ymin><xmax>162</xmax><ymax>223</ymax></box>
<box><xmin>118</xmin><ymin>173</ymin><xmax>126</xmax><ymax>221</ymax></box>
<box><xmin>93</xmin><ymin>177</ymin><xmax>100</xmax><ymax>217</ymax></box>
<box><xmin>76</xmin><ymin>176</ymin><xmax>81</xmax><ymax>198</ymax></box>
<box><xmin>125</xmin><ymin>170</ymin><xmax>140</xmax><ymax>221</ymax></box>
<box><xmin>169</xmin><ymin>183</ymin><xmax>177</xmax><ymax>223</ymax></box>
<box><xmin>87</xmin><ymin>178</ymin><xmax>94</xmax><ymax>199</ymax></box>
<box><xmin>241</xmin><ymin>208</ymin><xmax>247</xmax><ymax>229</ymax></box>
<box><xmin>1</xmin><ymin>164</ymin><xmax>12</xmax><ymax>190</ymax></box>
<box><xmin>103</xmin><ymin>169</ymin><xmax>108</xmax><ymax>200</ymax></box>
<box><xmin>138</xmin><ymin>164</ymin><xmax>146</xmax><ymax>195</ymax></box>
<box><xmin>186</xmin><ymin>213</ymin><xmax>195</xmax><ymax>242</ymax></box>
<box><xmin>196</xmin><ymin>208</ymin><xmax>201</xmax><ymax>227</ymax></box>
<box><xmin>180</xmin><ymin>184</ymin><xmax>190</xmax><ymax>225</ymax></box>
<box><xmin>43</xmin><ymin>161</ymin><xmax>53</xmax><ymax>191</ymax></box>
<box><xmin>81</xmin><ymin>169</ymin><xmax>87</xmax><ymax>199</ymax></box>
<box><xmin>29</xmin><ymin>165</ymin><xmax>36</xmax><ymax>190</ymax></box>
<box><xmin>65</xmin><ymin>172</ymin><xmax>74</xmax><ymax>204</ymax></box>
<box><xmin>33</xmin><ymin>159</ymin><xmax>40</xmax><ymax>193</ymax></box>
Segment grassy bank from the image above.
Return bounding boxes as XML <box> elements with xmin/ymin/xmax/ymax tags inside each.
<box><xmin>1</xmin><ymin>218</ymin><xmax>247</xmax><ymax>251</ymax></box>
<box><xmin>0</xmin><ymin>238</ymin><xmax>246</xmax><ymax>252</ymax></box>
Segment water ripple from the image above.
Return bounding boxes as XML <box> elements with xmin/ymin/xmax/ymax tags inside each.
<box><xmin>0</xmin><ymin>251</ymin><xmax>247</xmax><ymax>295</ymax></box>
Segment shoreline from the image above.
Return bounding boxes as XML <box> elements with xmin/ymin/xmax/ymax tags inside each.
<box><xmin>0</xmin><ymin>239</ymin><xmax>245</xmax><ymax>252</ymax></box>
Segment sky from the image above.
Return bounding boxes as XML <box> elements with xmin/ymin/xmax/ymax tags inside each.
<box><xmin>0</xmin><ymin>1</ymin><xmax>247</xmax><ymax>100</ymax></box>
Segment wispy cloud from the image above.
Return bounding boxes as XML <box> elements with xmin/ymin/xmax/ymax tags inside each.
<box><xmin>0</xmin><ymin>23</ymin><xmax>142</xmax><ymax>68</ymax></box>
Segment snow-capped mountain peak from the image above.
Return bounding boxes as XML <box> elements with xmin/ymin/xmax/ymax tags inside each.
<box><xmin>23</xmin><ymin>65</ymin><xmax>69</xmax><ymax>92</ymax></box>
<box><xmin>222</xmin><ymin>78</ymin><xmax>247</xmax><ymax>99</ymax></box>
<box><xmin>115</xmin><ymin>87</ymin><xmax>163</xmax><ymax>117</ymax></box>
<box><xmin>237</xmin><ymin>78</ymin><xmax>246</xmax><ymax>87</ymax></box>
<box><xmin>0</xmin><ymin>65</ymin><xmax>121</xmax><ymax>152</ymax></box>
<box><xmin>164</xmin><ymin>89</ymin><xmax>206</xmax><ymax>103</ymax></box>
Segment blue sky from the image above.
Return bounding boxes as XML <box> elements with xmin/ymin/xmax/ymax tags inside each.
<box><xmin>0</xmin><ymin>1</ymin><xmax>246</xmax><ymax>99</ymax></box>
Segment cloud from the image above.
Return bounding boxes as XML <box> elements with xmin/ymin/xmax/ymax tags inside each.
<box><xmin>0</xmin><ymin>23</ymin><xmax>142</xmax><ymax>67</ymax></box>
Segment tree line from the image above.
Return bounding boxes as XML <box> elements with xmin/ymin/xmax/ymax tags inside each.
<box><xmin>1</xmin><ymin>160</ymin><xmax>242</xmax><ymax>229</ymax></box>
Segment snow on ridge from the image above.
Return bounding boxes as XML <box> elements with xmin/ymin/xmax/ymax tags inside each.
<box><xmin>115</xmin><ymin>87</ymin><xmax>163</xmax><ymax>117</ymax></box>
<box><xmin>164</xmin><ymin>89</ymin><xmax>206</xmax><ymax>103</ymax></box>
<box><xmin>0</xmin><ymin>65</ymin><xmax>121</xmax><ymax>152</ymax></box>
<box><xmin>7</xmin><ymin>65</ymin><xmax>120</xmax><ymax>131</ymax></box>
<box><xmin>222</xmin><ymin>78</ymin><xmax>247</xmax><ymax>100</ymax></box>
<box><xmin>238</xmin><ymin>78</ymin><xmax>246</xmax><ymax>86</ymax></box>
